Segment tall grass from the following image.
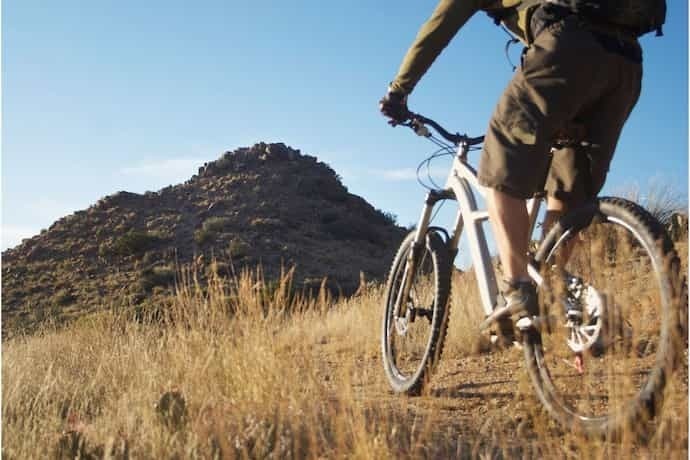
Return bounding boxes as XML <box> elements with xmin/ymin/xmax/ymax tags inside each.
<box><xmin>619</xmin><ymin>180</ymin><xmax>688</xmax><ymax>228</ymax></box>
<box><xmin>2</xmin><ymin>260</ymin><xmax>687</xmax><ymax>458</ymax></box>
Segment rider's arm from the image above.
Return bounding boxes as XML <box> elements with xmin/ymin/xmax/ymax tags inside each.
<box><xmin>389</xmin><ymin>0</ymin><xmax>489</xmax><ymax>95</ymax></box>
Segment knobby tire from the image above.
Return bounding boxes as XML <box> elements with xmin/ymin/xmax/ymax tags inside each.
<box><xmin>381</xmin><ymin>230</ymin><xmax>452</xmax><ymax>395</ymax></box>
<box><xmin>523</xmin><ymin>197</ymin><xmax>683</xmax><ymax>437</ymax></box>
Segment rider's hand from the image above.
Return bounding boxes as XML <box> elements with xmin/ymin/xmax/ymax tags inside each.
<box><xmin>379</xmin><ymin>89</ymin><xmax>410</xmax><ymax>125</ymax></box>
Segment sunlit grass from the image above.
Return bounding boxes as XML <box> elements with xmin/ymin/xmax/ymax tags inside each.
<box><xmin>3</xmin><ymin>253</ymin><xmax>687</xmax><ymax>458</ymax></box>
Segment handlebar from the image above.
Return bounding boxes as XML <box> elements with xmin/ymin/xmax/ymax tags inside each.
<box><xmin>400</xmin><ymin>112</ymin><xmax>484</xmax><ymax>147</ymax></box>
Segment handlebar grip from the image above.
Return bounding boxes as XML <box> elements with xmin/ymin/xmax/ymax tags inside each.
<box><xmin>404</xmin><ymin>112</ymin><xmax>484</xmax><ymax>146</ymax></box>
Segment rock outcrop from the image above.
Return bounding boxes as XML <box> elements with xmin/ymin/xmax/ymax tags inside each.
<box><xmin>2</xmin><ymin>143</ymin><xmax>406</xmax><ymax>336</ymax></box>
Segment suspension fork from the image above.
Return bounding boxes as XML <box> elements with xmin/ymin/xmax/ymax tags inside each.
<box><xmin>394</xmin><ymin>190</ymin><xmax>452</xmax><ymax>318</ymax></box>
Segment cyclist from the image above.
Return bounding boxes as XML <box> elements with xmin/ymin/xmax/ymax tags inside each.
<box><xmin>380</xmin><ymin>0</ymin><xmax>644</xmax><ymax>345</ymax></box>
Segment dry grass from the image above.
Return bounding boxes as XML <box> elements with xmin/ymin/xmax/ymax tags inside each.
<box><xmin>3</xmin><ymin>253</ymin><xmax>688</xmax><ymax>458</ymax></box>
<box><xmin>624</xmin><ymin>182</ymin><xmax>686</xmax><ymax>221</ymax></box>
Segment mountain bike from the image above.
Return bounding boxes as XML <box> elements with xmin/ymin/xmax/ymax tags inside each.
<box><xmin>380</xmin><ymin>112</ymin><xmax>684</xmax><ymax>437</ymax></box>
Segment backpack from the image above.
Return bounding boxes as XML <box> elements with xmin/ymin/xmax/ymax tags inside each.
<box><xmin>543</xmin><ymin>0</ymin><xmax>667</xmax><ymax>36</ymax></box>
<box><xmin>488</xmin><ymin>0</ymin><xmax>669</xmax><ymax>37</ymax></box>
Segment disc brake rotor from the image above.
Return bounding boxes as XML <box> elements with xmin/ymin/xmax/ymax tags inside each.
<box><xmin>566</xmin><ymin>285</ymin><xmax>604</xmax><ymax>353</ymax></box>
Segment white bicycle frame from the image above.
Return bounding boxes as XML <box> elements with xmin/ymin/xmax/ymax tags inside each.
<box><xmin>396</xmin><ymin>140</ymin><xmax>545</xmax><ymax>320</ymax></box>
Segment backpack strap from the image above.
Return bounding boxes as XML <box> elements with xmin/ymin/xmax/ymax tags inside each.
<box><xmin>486</xmin><ymin>0</ymin><xmax>545</xmax><ymax>43</ymax></box>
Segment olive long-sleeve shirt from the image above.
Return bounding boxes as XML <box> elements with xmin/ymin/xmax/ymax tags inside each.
<box><xmin>390</xmin><ymin>0</ymin><xmax>535</xmax><ymax>95</ymax></box>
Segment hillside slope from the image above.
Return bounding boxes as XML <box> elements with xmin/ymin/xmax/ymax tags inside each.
<box><xmin>2</xmin><ymin>142</ymin><xmax>406</xmax><ymax>336</ymax></box>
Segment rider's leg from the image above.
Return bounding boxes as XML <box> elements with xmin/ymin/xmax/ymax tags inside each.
<box><xmin>486</xmin><ymin>188</ymin><xmax>539</xmax><ymax>339</ymax></box>
<box><xmin>487</xmin><ymin>191</ymin><xmax>573</xmax><ymax>282</ymax></box>
<box><xmin>543</xmin><ymin>197</ymin><xmax>573</xmax><ymax>267</ymax></box>
<box><xmin>486</xmin><ymin>188</ymin><xmax>530</xmax><ymax>284</ymax></box>
<box><xmin>543</xmin><ymin>197</ymin><xmax>566</xmax><ymax>240</ymax></box>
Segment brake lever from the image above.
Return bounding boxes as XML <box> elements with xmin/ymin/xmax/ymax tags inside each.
<box><xmin>412</xmin><ymin>121</ymin><xmax>430</xmax><ymax>138</ymax></box>
<box><xmin>403</xmin><ymin>115</ymin><xmax>431</xmax><ymax>138</ymax></box>
<box><xmin>389</xmin><ymin>112</ymin><xmax>430</xmax><ymax>138</ymax></box>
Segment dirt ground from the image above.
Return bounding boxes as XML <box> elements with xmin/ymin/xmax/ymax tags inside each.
<box><xmin>315</xmin><ymin>330</ymin><xmax>689</xmax><ymax>458</ymax></box>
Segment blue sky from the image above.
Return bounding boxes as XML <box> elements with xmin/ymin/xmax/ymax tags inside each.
<box><xmin>3</xmin><ymin>2</ymin><xmax>688</xmax><ymax>263</ymax></box>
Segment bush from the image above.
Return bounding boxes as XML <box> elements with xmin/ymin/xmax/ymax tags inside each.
<box><xmin>194</xmin><ymin>217</ymin><xmax>233</xmax><ymax>245</ymax></box>
<box><xmin>378</xmin><ymin>210</ymin><xmax>398</xmax><ymax>226</ymax></box>
<box><xmin>193</xmin><ymin>228</ymin><xmax>213</xmax><ymax>245</ymax></box>
<box><xmin>296</xmin><ymin>177</ymin><xmax>348</xmax><ymax>202</ymax></box>
<box><xmin>109</xmin><ymin>230</ymin><xmax>165</xmax><ymax>256</ymax></box>
<box><xmin>53</xmin><ymin>289</ymin><xmax>76</xmax><ymax>306</ymax></box>
<box><xmin>250</xmin><ymin>217</ymin><xmax>282</xmax><ymax>229</ymax></box>
<box><xmin>228</xmin><ymin>238</ymin><xmax>251</xmax><ymax>259</ymax></box>
<box><xmin>139</xmin><ymin>265</ymin><xmax>177</xmax><ymax>292</ymax></box>
<box><xmin>202</xmin><ymin>217</ymin><xmax>232</xmax><ymax>233</ymax></box>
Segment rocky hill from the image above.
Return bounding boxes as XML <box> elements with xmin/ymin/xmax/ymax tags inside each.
<box><xmin>2</xmin><ymin>143</ymin><xmax>407</xmax><ymax>336</ymax></box>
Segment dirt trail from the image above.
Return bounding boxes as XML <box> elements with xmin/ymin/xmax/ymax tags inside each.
<box><xmin>315</xmin><ymin>334</ymin><xmax>689</xmax><ymax>457</ymax></box>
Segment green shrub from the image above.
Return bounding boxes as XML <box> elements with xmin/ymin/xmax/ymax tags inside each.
<box><xmin>228</xmin><ymin>238</ymin><xmax>251</xmax><ymax>259</ymax></box>
<box><xmin>141</xmin><ymin>251</ymin><xmax>157</xmax><ymax>266</ymax></box>
<box><xmin>193</xmin><ymin>228</ymin><xmax>212</xmax><ymax>245</ymax></box>
<box><xmin>204</xmin><ymin>217</ymin><xmax>232</xmax><ymax>232</ymax></box>
<box><xmin>98</xmin><ymin>243</ymin><xmax>110</xmax><ymax>258</ymax></box>
<box><xmin>194</xmin><ymin>217</ymin><xmax>232</xmax><ymax>245</ymax></box>
<box><xmin>139</xmin><ymin>265</ymin><xmax>177</xmax><ymax>292</ymax></box>
<box><xmin>250</xmin><ymin>217</ymin><xmax>282</xmax><ymax>229</ymax></box>
<box><xmin>378</xmin><ymin>210</ymin><xmax>398</xmax><ymax>226</ymax></box>
<box><xmin>109</xmin><ymin>230</ymin><xmax>165</xmax><ymax>256</ymax></box>
<box><xmin>53</xmin><ymin>289</ymin><xmax>76</xmax><ymax>306</ymax></box>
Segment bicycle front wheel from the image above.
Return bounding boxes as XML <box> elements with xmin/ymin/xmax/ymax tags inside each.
<box><xmin>381</xmin><ymin>230</ymin><xmax>452</xmax><ymax>395</ymax></box>
<box><xmin>524</xmin><ymin>197</ymin><xmax>682</xmax><ymax>437</ymax></box>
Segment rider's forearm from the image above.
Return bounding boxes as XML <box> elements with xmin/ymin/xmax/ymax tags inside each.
<box><xmin>390</xmin><ymin>0</ymin><xmax>484</xmax><ymax>95</ymax></box>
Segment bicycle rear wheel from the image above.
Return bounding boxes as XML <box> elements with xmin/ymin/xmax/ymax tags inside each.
<box><xmin>381</xmin><ymin>230</ymin><xmax>452</xmax><ymax>395</ymax></box>
<box><xmin>524</xmin><ymin>197</ymin><xmax>682</xmax><ymax>437</ymax></box>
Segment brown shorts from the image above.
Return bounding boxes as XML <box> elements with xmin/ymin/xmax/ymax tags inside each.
<box><xmin>478</xmin><ymin>15</ymin><xmax>642</xmax><ymax>203</ymax></box>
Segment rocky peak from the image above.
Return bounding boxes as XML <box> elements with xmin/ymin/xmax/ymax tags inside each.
<box><xmin>2</xmin><ymin>142</ymin><xmax>406</xmax><ymax>337</ymax></box>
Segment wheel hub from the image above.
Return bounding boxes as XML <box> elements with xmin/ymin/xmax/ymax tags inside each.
<box><xmin>563</xmin><ymin>276</ymin><xmax>604</xmax><ymax>353</ymax></box>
